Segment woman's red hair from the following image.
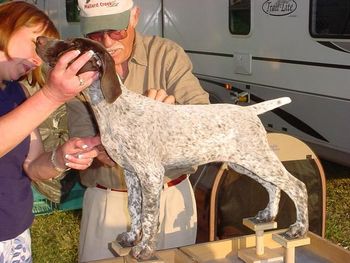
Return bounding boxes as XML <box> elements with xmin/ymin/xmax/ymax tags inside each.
<box><xmin>0</xmin><ymin>1</ymin><xmax>60</xmax><ymax>87</ymax></box>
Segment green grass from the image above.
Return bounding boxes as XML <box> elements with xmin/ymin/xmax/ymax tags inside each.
<box><xmin>325</xmin><ymin>177</ymin><xmax>350</xmax><ymax>250</ymax></box>
<box><xmin>31</xmin><ymin>210</ymin><xmax>82</xmax><ymax>263</ymax></box>
<box><xmin>323</xmin><ymin>160</ymin><xmax>350</xmax><ymax>250</ymax></box>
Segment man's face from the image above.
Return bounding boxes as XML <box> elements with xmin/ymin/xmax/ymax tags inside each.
<box><xmin>86</xmin><ymin>24</ymin><xmax>135</xmax><ymax>66</ymax></box>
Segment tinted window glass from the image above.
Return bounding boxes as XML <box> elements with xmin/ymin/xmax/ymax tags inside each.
<box><xmin>310</xmin><ymin>0</ymin><xmax>350</xmax><ymax>38</ymax></box>
<box><xmin>229</xmin><ymin>0</ymin><xmax>251</xmax><ymax>35</ymax></box>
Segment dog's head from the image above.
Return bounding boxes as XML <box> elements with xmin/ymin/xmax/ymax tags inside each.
<box><xmin>35</xmin><ymin>36</ymin><xmax>121</xmax><ymax>103</ymax></box>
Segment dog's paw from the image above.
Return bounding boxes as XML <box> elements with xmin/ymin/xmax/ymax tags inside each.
<box><xmin>284</xmin><ymin>222</ymin><xmax>307</xmax><ymax>238</ymax></box>
<box><xmin>116</xmin><ymin>231</ymin><xmax>138</xmax><ymax>247</ymax></box>
<box><xmin>131</xmin><ymin>240</ymin><xmax>156</xmax><ymax>260</ymax></box>
<box><xmin>254</xmin><ymin>209</ymin><xmax>275</xmax><ymax>222</ymax></box>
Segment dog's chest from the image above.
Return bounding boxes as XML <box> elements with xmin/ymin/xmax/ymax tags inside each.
<box><xmin>89</xmin><ymin>96</ymin><xmax>153</xmax><ymax>171</ymax></box>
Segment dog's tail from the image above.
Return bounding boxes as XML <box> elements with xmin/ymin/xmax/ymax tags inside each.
<box><xmin>248</xmin><ymin>97</ymin><xmax>291</xmax><ymax>115</ymax></box>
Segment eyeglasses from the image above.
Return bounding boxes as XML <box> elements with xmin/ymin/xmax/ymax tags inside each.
<box><xmin>86</xmin><ymin>28</ymin><xmax>128</xmax><ymax>42</ymax></box>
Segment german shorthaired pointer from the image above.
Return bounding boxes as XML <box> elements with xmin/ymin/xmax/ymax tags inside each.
<box><xmin>36</xmin><ymin>36</ymin><xmax>309</xmax><ymax>260</ymax></box>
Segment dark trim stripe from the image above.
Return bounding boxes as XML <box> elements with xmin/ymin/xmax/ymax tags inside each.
<box><xmin>185</xmin><ymin>49</ymin><xmax>350</xmax><ymax>70</ymax></box>
<box><xmin>317</xmin><ymin>41</ymin><xmax>350</xmax><ymax>53</ymax></box>
<box><xmin>185</xmin><ymin>50</ymin><xmax>233</xmax><ymax>58</ymax></box>
<box><xmin>252</xmin><ymin>56</ymin><xmax>350</xmax><ymax>70</ymax></box>
<box><xmin>198</xmin><ymin>78</ymin><xmax>328</xmax><ymax>142</ymax></box>
<box><xmin>196</xmin><ymin>73</ymin><xmax>349</xmax><ymax>102</ymax></box>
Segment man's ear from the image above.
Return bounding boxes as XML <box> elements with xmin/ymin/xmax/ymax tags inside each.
<box><xmin>129</xmin><ymin>6</ymin><xmax>140</xmax><ymax>28</ymax></box>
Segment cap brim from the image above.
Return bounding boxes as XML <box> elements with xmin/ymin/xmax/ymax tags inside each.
<box><xmin>80</xmin><ymin>9</ymin><xmax>131</xmax><ymax>35</ymax></box>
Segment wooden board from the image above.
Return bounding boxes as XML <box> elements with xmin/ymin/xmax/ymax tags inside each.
<box><xmin>238</xmin><ymin>247</ymin><xmax>284</xmax><ymax>263</ymax></box>
<box><xmin>179</xmin><ymin>230</ymin><xmax>350</xmax><ymax>263</ymax></box>
<box><xmin>88</xmin><ymin>248</ymin><xmax>193</xmax><ymax>263</ymax></box>
<box><xmin>90</xmin><ymin>231</ymin><xmax>350</xmax><ymax>263</ymax></box>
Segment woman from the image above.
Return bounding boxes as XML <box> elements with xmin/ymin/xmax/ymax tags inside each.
<box><xmin>0</xmin><ymin>1</ymin><xmax>100</xmax><ymax>262</ymax></box>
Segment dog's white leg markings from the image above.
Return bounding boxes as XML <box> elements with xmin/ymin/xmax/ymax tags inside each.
<box><xmin>281</xmin><ymin>176</ymin><xmax>309</xmax><ymax>237</ymax></box>
<box><xmin>229</xmin><ymin>163</ymin><xmax>280</xmax><ymax>222</ymax></box>
<box><xmin>262</xmin><ymin>184</ymin><xmax>281</xmax><ymax>220</ymax></box>
<box><xmin>117</xmin><ymin>169</ymin><xmax>142</xmax><ymax>247</ymax></box>
<box><xmin>131</xmin><ymin>167</ymin><xmax>164</xmax><ymax>260</ymax></box>
<box><xmin>228</xmin><ymin>145</ymin><xmax>308</xmax><ymax>238</ymax></box>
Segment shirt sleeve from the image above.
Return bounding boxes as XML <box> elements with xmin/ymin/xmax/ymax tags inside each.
<box><xmin>66</xmin><ymin>97</ymin><xmax>98</xmax><ymax>138</ymax></box>
<box><xmin>163</xmin><ymin>42</ymin><xmax>210</xmax><ymax>105</ymax></box>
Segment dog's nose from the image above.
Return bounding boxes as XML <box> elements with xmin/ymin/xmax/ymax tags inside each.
<box><xmin>36</xmin><ymin>36</ymin><xmax>48</xmax><ymax>46</ymax></box>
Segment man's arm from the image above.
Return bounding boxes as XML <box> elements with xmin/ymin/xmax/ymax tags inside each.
<box><xmin>66</xmin><ymin>97</ymin><xmax>97</xmax><ymax>138</ymax></box>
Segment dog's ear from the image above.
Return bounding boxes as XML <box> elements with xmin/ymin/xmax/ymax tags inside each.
<box><xmin>98</xmin><ymin>50</ymin><xmax>122</xmax><ymax>103</ymax></box>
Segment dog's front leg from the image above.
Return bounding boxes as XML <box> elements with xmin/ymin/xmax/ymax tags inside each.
<box><xmin>116</xmin><ymin>169</ymin><xmax>142</xmax><ymax>247</ymax></box>
<box><xmin>131</xmin><ymin>167</ymin><xmax>164</xmax><ymax>260</ymax></box>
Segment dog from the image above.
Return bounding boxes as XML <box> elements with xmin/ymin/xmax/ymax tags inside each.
<box><xmin>36</xmin><ymin>36</ymin><xmax>309</xmax><ymax>260</ymax></box>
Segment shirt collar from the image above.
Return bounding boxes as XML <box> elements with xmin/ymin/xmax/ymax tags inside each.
<box><xmin>130</xmin><ymin>31</ymin><xmax>147</xmax><ymax>67</ymax></box>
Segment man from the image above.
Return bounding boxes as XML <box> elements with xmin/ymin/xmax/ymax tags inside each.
<box><xmin>67</xmin><ymin>0</ymin><xmax>209</xmax><ymax>262</ymax></box>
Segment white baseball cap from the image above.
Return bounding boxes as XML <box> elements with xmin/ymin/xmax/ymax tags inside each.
<box><xmin>78</xmin><ymin>0</ymin><xmax>134</xmax><ymax>35</ymax></box>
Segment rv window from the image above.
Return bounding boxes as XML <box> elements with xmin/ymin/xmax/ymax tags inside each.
<box><xmin>66</xmin><ymin>0</ymin><xmax>80</xmax><ymax>23</ymax></box>
<box><xmin>229</xmin><ymin>0</ymin><xmax>251</xmax><ymax>35</ymax></box>
<box><xmin>310</xmin><ymin>0</ymin><xmax>350</xmax><ymax>38</ymax></box>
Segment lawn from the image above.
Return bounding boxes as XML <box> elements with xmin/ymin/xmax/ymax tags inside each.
<box><xmin>31</xmin><ymin>210</ymin><xmax>81</xmax><ymax>263</ymax></box>
<box><xmin>31</xmin><ymin>160</ymin><xmax>350</xmax><ymax>262</ymax></box>
<box><xmin>323</xmin><ymin>160</ymin><xmax>350</xmax><ymax>250</ymax></box>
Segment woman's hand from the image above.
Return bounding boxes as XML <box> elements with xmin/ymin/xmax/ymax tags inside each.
<box><xmin>55</xmin><ymin>136</ymin><xmax>101</xmax><ymax>171</ymax></box>
<box><xmin>24</xmin><ymin>135</ymin><xmax>102</xmax><ymax>181</ymax></box>
<box><xmin>41</xmin><ymin>50</ymin><xmax>99</xmax><ymax>105</ymax></box>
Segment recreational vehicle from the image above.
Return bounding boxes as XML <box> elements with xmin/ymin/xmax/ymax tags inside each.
<box><xmin>25</xmin><ymin>0</ymin><xmax>350</xmax><ymax>166</ymax></box>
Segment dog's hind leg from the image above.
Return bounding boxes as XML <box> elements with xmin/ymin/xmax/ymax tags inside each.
<box><xmin>280</xmin><ymin>174</ymin><xmax>309</xmax><ymax>238</ymax></box>
<box><xmin>116</xmin><ymin>169</ymin><xmax>142</xmax><ymax>247</ymax></box>
<box><xmin>229</xmin><ymin>158</ymin><xmax>309</xmax><ymax>238</ymax></box>
<box><xmin>228</xmin><ymin>163</ymin><xmax>281</xmax><ymax>222</ymax></box>
<box><xmin>255</xmin><ymin>161</ymin><xmax>309</xmax><ymax>238</ymax></box>
<box><xmin>255</xmin><ymin>181</ymin><xmax>281</xmax><ymax>222</ymax></box>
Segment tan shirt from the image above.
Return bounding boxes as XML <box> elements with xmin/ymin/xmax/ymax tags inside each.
<box><xmin>66</xmin><ymin>32</ymin><xmax>209</xmax><ymax>189</ymax></box>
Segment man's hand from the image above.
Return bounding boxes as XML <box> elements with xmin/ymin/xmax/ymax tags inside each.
<box><xmin>95</xmin><ymin>145</ymin><xmax>116</xmax><ymax>167</ymax></box>
<box><xmin>145</xmin><ymin>89</ymin><xmax>175</xmax><ymax>104</ymax></box>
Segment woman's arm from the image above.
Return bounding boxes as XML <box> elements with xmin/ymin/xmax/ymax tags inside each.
<box><xmin>23</xmin><ymin>129</ymin><xmax>101</xmax><ymax>181</ymax></box>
